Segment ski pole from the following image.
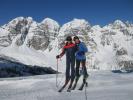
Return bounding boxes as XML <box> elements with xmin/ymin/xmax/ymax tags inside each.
<box><xmin>85</xmin><ymin>83</ymin><xmax>88</xmax><ymax>100</ymax></box>
<box><xmin>56</xmin><ymin>59</ymin><xmax>59</xmax><ymax>87</ymax></box>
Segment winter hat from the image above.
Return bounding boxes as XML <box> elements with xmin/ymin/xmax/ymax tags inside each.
<box><xmin>66</xmin><ymin>36</ymin><xmax>72</xmax><ymax>41</ymax></box>
<box><xmin>73</xmin><ymin>36</ymin><xmax>79</xmax><ymax>41</ymax></box>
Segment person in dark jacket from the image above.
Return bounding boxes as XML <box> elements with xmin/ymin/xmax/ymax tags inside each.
<box><xmin>72</xmin><ymin>36</ymin><xmax>89</xmax><ymax>90</ymax></box>
<box><xmin>56</xmin><ymin>36</ymin><xmax>77</xmax><ymax>92</ymax></box>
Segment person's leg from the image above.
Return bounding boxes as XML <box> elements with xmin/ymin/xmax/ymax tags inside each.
<box><xmin>71</xmin><ymin>58</ymin><xmax>75</xmax><ymax>81</ymax></box>
<box><xmin>66</xmin><ymin>59</ymin><xmax>71</xmax><ymax>81</ymax></box>
<box><xmin>78</xmin><ymin>59</ymin><xmax>88</xmax><ymax>91</ymax></box>
<box><xmin>71</xmin><ymin>59</ymin><xmax>81</xmax><ymax>90</ymax></box>
<box><xmin>68</xmin><ymin>59</ymin><xmax>75</xmax><ymax>90</ymax></box>
<box><xmin>58</xmin><ymin>60</ymin><xmax>70</xmax><ymax>92</ymax></box>
<box><xmin>75</xmin><ymin>59</ymin><xmax>80</xmax><ymax>77</ymax></box>
<box><xmin>81</xmin><ymin>59</ymin><xmax>88</xmax><ymax>79</ymax></box>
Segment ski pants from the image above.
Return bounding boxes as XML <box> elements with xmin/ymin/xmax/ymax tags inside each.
<box><xmin>66</xmin><ymin>58</ymin><xmax>75</xmax><ymax>81</ymax></box>
<box><xmin>75</xmin><ymin>59</ymin><xmax>88</xmax><ymax>77</ymax></box>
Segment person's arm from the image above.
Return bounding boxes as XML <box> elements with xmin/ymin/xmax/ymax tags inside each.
<box><xmin>59</xmin><ymin>48</ymin><xmax>65</xmax><ymax>57</ymax></box>
<box><xmin>82</xmin><ymin>43</ymin><xmax>88</xmax><ymax>53</ymax></box>
<box><xmin>80</xmin><ymin>42</ymin><xmax>88</xmax><ymax>53</ymax></box>
<box><xmin>56</xmin><ymin>47</ymin><xmax>66</xmax><ymax>59</ymax></box>
<box><xmin>77</xmin><ymin>43</ymin><xmax>88</xmax><ymax>56</ymax></box>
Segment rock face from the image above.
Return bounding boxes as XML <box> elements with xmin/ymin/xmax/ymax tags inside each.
<box><xmin>0</xmin><ymin>17</ymin><xmax>133</xmax><ymax>70</ymax></box>
<box><xmin>0</xmin><ymin>17</ymin><xmax>33</xmax><ymax>48</ymax></box>
<box><xmin>116</xmin><ymin>48</ymin><xmax>128</xmax><ymax>56</ymax></box>
<box><xmin>26</xmin><ymin>18</ymin><xmax>60</xmax><ymax>50</ymax></box>
<box><xmin>0</xmin><ymin>17</ymin><xmax>60</xmax><ymax>51</ymax></box>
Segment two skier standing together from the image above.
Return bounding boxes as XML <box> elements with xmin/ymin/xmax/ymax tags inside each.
<box><xmin>56</xmin><ymin>36</ymin><xmax>89</xmax><ymax>92</ymax></box>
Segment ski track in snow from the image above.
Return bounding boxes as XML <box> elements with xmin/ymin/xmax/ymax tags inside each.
<box><xmin>0</xmin><ymin>71</ymin><xmax>133</xmax><ymax>100</ymax></box>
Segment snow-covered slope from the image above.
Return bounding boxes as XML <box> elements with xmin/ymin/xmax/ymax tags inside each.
<box><xmin>0</xmin><ymin>55</ymin><xmax>56</xmax><ymax>78</ymax></box>
<box><xmin>0</xmin><ymin>71</ymin><xmax>133</xmax><ymax>100</ymax></box>
<box><xmin>0</xmin><ymin>17</ymin><xmax>133</xmax><ymax>71</ymax></box>
<box><xmin>92</xmin><ymin>21</ymin><xmax>133</xmax><ymax>70</ymax></box>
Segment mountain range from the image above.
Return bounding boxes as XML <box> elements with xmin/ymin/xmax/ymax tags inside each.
<box><xmin>0</xmin><ymin>17</ymin><xmax>133</xmax><ymax>73</ymax></box>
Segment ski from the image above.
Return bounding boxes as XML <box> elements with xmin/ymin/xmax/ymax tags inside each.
<box><xmin>78</xmin><ymin>82</ymin><xmax>84</xmax><ymax>90</ymax></box>
<box><xmin>66</xmin><ymin>79</ymin><xmax>75</xmax><ymax>92</ymax></box>
<box><xmin>58</xmin><ymin>79</ymin><xmax>70</xmax><ymax>92</ymax></box>
<box><xmin>71</xmin><ymin>75</ymin><xmax>81</xmax><ymax>90</ymax></box>
<box><xmin>78</xmin><ymin>76</ymin><xmax>88</xmax><ymax>91</ymax></box>
<box><xmin>78</xmin><ymin>81</ymin><xmax>88</xmax><ymax>91</ymax></box>
<box><xmin>67</xmin><ymin>88</ymin><xmax>71</xmax><ymax>92</ymax></box>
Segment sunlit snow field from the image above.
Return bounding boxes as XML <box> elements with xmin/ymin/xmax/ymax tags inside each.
<box><xmin>0</xmin><ymin>71</ymin><xmax>133</xmax><ymax>100</ymax></box>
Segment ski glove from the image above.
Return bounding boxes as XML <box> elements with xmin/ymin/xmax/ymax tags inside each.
<box><xmin>56</xmin><ymin>55</ymin><xmax>60</xmax><ymax>59</ymax></box>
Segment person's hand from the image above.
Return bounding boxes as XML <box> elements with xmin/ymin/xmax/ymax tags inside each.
<box><xmin>56</xmin><ymin>55</ymin><xmax>60</xmax><ymax>59</ymax></box>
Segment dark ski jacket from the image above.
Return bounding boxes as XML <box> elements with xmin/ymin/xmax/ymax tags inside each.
<box><xmin>59</xmin><ymin>42</ymin><xmax>77</xmax><ymax>61</ymax></box>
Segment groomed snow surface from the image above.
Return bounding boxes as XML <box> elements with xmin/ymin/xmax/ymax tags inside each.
<box><xmin>0</xmin><ymin>71</ymin><xmax>133</xmax><ymax>100</ymax></box>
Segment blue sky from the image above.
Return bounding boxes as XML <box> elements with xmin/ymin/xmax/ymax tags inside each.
<box><xmin>0</xmin><ymin>0</ymin><xmax>133</xmax><ymax>26</ymax></box>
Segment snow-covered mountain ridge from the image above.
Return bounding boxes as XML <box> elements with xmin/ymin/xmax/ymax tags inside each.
<box><xmin>0</xmin><ymin>17</ymin><xmax>133</xmax><ymax>71</ymax></box>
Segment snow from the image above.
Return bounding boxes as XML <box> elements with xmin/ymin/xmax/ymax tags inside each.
<box><xmin>41</xmin><ymin>18</ymin><xmax>60</xmax><ymax>31</ymax></box>
<box><xmin>0</xmin><ymin>17</ymin><xmax>133</xmax><ymax>71</ymax></box>
<box><xmin>91</xmin><ymin>25</ymin><xmax>102</xmax><ymax>31</ymax></box>
<box><xmin>27</xmin><ymin>17</ymin><xmax>33</xmax><ymax>22</ymax></box>
<box><xmin>113</xmin><ymin>20</ymin><xmax>126</xmax><ymax>27</ymax></box>
<box><xmin>0</xmin><ymin>79</ymin><xmax>43</xmax><ymax>89</ymax></box>
<box><xmin>90</xmin><ymin>21</ymin><xmax>133</xmax><ymax>70</ymax></box>
<box><xmin>0</xmin><ymin>17</ymin><xmax>133</xmax><ymax>100</ymax></box>
<box><xmin>0</xmin><ymin>42</ymin><xmax>49</xmax><ymax>67</ymax></box>
<box><xmin>95</xmin><ymin>45</ymin><xmax>117</xmax><ymax>70</ymax></box>
<box><xmin>8</xmin><ymin>17</ymin><xmax>25</xmax><ymax>27</ymax></box>
<box><xmin>0</xmin><ymin>28</ymin><xmax>9</xmax><ymax>37</ymax></box>
<box><xmin>0</xmin><ymin>71</ymin><xmax>133</xmax><ymax>100</ymax></box>
<box><xmin>59</xmin><ymin>18</ymin><xmax>90</xmax><ymax>36</ymax></box>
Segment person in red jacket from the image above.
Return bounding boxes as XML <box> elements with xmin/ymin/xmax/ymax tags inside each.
<box><xmin>56</xmin><ymin>36</ymin><xmax>77</xmax><ymax>92</ymax></box>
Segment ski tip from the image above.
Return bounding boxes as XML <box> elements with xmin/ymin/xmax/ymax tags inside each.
<box><xmin>71</xmin><ymin>87</ymin><xmax>75</xmax><ymax>90</ymax></box>
<box><xmin>67</xmin><ymin>90</ymin><xmax>71</xmax><ymax>92</ymax></box>
<box><xmin>78</xmin><ymin>88</ymin><xmax>83</xmax><ymax>91</ymax></box>
<box><xmin>58</xmin><ymin>89</ymin><xmax>63</xmax><ymax>92</ymax></box>
<box><xmin>58</xmin><ymin>90</ymin><xmax>62</xmax><ymax>92</ymax></box>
